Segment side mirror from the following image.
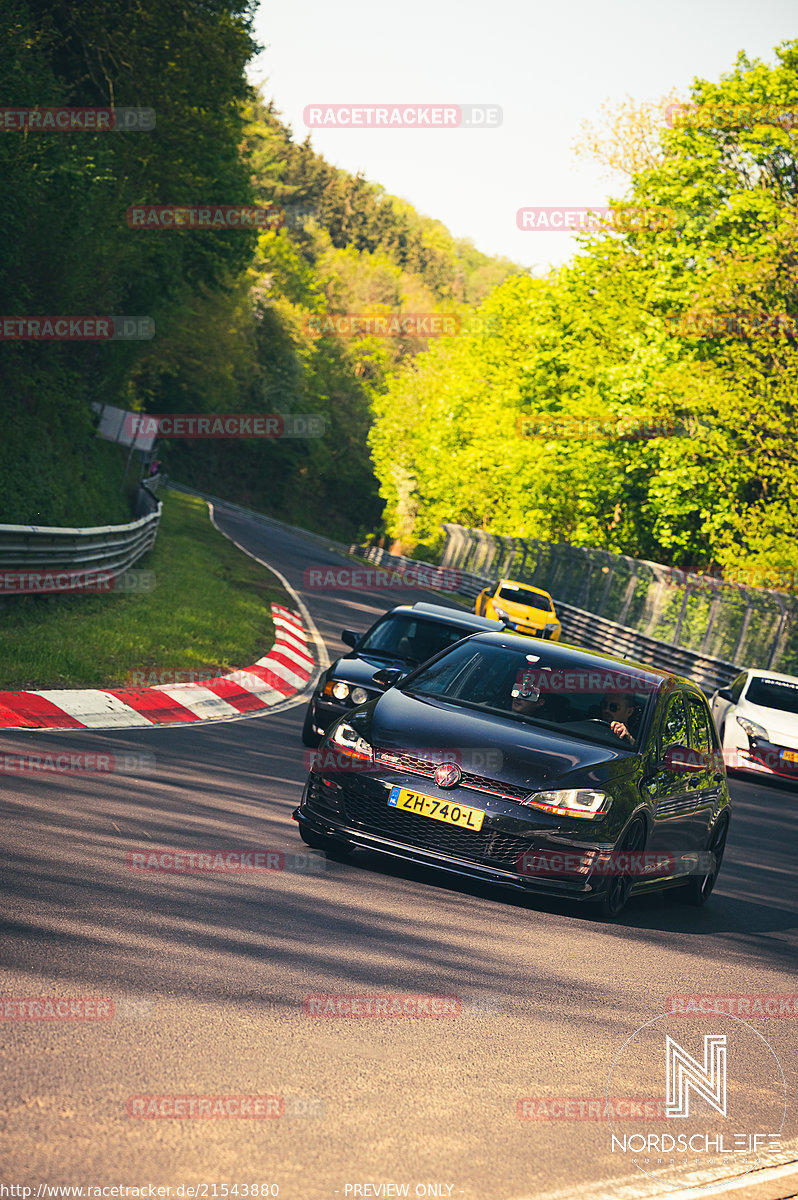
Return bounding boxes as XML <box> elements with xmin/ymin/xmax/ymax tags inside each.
<box><xmin>341</xmin><ymin>629</ymin><xmax>360</xmax><ymax>649</ymax></box>
<box><xmin>663</xmin><ymin>744</ymin><xmax>706</xmax><ymax>774</ymax></box>
<box><xmin>371</xmin><ymin>668</ymin><xmax>403</xmax><ymax>689</ymax></box>
<box><xmin>716</xmin><ymin>687</ymin><xmax>733</xmax><ymax>702</ymax></box>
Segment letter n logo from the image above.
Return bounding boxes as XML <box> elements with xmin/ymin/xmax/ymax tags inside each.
<box><xmin>666</xmin><ymin>1034</ymin><xmax>727</xmax><ymax>1117</ymax></box>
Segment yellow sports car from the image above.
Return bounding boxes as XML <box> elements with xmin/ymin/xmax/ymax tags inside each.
<box><xmin>475</xmin><ymin>578</ymin><xmax>561</xmax><ymax>640</ymax></box>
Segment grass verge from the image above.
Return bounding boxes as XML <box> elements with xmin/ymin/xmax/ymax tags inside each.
<box><xmin>0</xmin><ymin>490</ymin><xmax>287</xmax><ymax>690</ymax></box>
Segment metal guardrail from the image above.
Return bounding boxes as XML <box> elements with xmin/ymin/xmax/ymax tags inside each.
<box><xmin>0</xmin><ymin>482</ymin><xmax>161</xmax><ymax>589</ymax></box>
<box><xmin>348</xmin><ymin>544</ymin><xmax>739</xmax><ymax>694</ymax></box>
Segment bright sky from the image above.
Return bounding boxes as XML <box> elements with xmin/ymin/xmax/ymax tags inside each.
<box><xmin>249</xmin><ymin>0</ymin><xmax>796</xmax><ymax>272</ymax></box>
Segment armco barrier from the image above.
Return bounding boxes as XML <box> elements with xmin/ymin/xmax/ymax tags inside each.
<box><xmin>0</xmin><ymin>482</ymin><xmax>161</xmax><ymax>592</ymax></box>
<box><xmin>348</xmin><ymin>544</ymin><xmax>739</xmax><ymax>694</ymax></box>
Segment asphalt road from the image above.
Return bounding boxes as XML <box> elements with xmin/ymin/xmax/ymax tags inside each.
<box><xmin>1</xmin><ymin>503</ymin><xmax>796</xmax><ymax>1200</ymax></box>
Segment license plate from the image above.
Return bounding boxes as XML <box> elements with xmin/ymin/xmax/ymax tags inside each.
<box><xmin>388</xmin><ymin>785</ymin><xmax>484</xmax><ymax>831</ymax></box>
<box><xmin>782</xmin><ymin>750</ymin><xmax>798</xmax><ymax>764</ymax></box>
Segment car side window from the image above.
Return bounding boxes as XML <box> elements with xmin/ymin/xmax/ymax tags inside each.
<box><xmin>686</xmin><ymin>696</ymin><xmax>711</xmax><ymax>755</ymax></box>
<box><xmin>730</xmin><ymin>672</ymin><xmax>747</xmax><ymax>703</ymax></box>
<box><xmin>660</xmin><ymin>694</ymin><xmax>688</xmax><ymax>755</ymax></box>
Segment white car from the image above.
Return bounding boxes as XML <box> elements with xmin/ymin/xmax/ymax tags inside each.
<box><xmin>710</xmin><ymin>669</ymin><xmax>798</xmax><ymax>782</ymax></box>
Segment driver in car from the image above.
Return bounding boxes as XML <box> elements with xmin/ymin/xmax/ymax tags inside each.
<box><xmin>598</xmin><ymin>692</ymin><xmax>636</xmax><ymax>744</ymax></box>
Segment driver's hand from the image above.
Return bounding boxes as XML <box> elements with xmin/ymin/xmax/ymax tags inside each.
<box><xmin>610</xmin><ymin>721</ymin><xmax>633</xmax><ymax>744</ymax></box>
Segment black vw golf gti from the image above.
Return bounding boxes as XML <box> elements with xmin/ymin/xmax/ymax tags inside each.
<box><xmin>294</xmin><ymin>632</ymin><xmax>731</xmax><ymax>917</ymax></box>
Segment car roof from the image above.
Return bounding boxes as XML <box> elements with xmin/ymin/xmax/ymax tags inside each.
<box><xmin>740</xmin><ymin>668</ymin><xmax>798</xmax><ymax>685</ymax></box>
<box><xmin>387</xmin><ymin>602</ymin><xmax>504</xmax><ymax>632</ymax></box>
<box><xmin>496</xmin><ymin>578</ymin><xmax>553</xmax><ymax>599</ymax></box>
<box><xmin>455</xmin><ymin>630</ymin><xmax>678</xmax><ymax>689</ymax></box>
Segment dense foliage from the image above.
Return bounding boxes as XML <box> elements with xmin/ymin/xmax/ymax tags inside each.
<box><xmin>1</xmin><ymin>0</ymin><xmax>258</xmax><ymax>524</ymax></box>
<box><xmin>370</xmin><ymin>42</ymin><xmax>798</xmax><ymax>580</ymax></box>
<box><xmin>3</xmin><ymin>7</ymin><xmax>794</xmax><ymax>580</ymax></box>
<box><xmin>0</xmin><ymin>5</ymin><xmax>518</xmax><ymax>536</ymax></box>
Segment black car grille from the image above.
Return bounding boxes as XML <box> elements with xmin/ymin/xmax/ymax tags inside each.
<box><xmin>373</xmin><ymin>750</ymin><xmax>531</xmax><ymax>803</ymax></box>
<box><xmin>338</xmin><ymin>777</ymin><xmax>533</xmax><ymax>872</ymax></box>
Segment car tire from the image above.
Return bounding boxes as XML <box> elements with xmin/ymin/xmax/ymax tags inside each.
<box><xmin>301</xmin><ymin>703</ymin><xmax>321</xmax><ymax>747</ymax></box>
<box><xmin>298</xmin><ymin>824</ymin><xmax>353</xmax><ymax>860</ymax></box>
<box><xmin>596</xmin><ymin>817</ymin><xmax>647</xmax><ymax>920</ymax></box>
<box><xmin>681</xmin><ymin>815</ymin><xmax>729</xmax><ymax>906</ymax></box>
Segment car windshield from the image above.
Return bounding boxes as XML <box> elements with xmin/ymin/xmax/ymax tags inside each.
<box><xmin>359</xmin><ymin>615</ymin><xmax>473</xmax><ymax>665</ymax></box>
<box><xmin>497</xmin><ymin>585</ymin><xmax>552</xmax><ymax>611</ymax></box>
<box><xmin>745</xmin><ymin>677</ymin><xmax>798</xmax><ymax>715</ymax></box>
<box><xmin>403</xmin><ymin>641</ymin><xmax>656</xmax><ymax>749</ymax></box>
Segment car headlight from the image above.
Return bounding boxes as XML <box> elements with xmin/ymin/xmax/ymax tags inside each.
<box><xmin>737</xmin><ymin>715</ymin><xmax>768</xmax><ymax>741</ymax></box>
<box><xmin>329</xmin><ymin>721</ymin><xmax>373</xmax><ymax>762</ymax></box>
<box><xmin>330</xmin><ymin>681</ymin><xmax>350</xmax><ymax>701</ymax></box>
<box><xmin>543</xmin><ymin>622</ymin><xmax>559</xmax><ymax>635</ymax></box>
<box><xmin>494</xmin><ymin>607</ymin><xmax>511</xmax><ymax>623</ymax></box>
<box><xmin>522</xmin><ymin>788</ymin><xmax>610</xmax><ymax>819</ymax></box>
<box><xmin>350</xmin><ymin>687</ymin><xmax>369</xmax><ymax>705</ymax></box>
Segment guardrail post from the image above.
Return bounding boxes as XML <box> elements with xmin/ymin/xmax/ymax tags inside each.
<box><xmin>731</xmin><ymin>589</ymin><xmax>754</xmax><ymax>664</ymax></box>
<box><xmin>596</xmin><ymin>561</ymin><xmax>615</xmax><ymax>616</ymax></box>
<box><xmin>617</xmin><ymin>564</ymin><xmax>639</xmax><ymax>627</ymax></box>
<box><xmin>671</xmin><ymin>583</ymin><xmax>692</xmax><ymax>646</ymax></box>
<box><xmin>767</xmin><ymin>596</ymin><xmax>789</xmax><ymax>669</ymax></box>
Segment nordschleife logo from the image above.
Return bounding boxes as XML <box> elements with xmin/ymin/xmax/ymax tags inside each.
<box><xmin>605</xmin><ymin>1013</ymin><xmax>785</xmax><ymax>1192</ymax></box>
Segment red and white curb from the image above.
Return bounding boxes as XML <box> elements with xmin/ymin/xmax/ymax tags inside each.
<box><xmin>0</xmin><ymin>604</ymin><xmax>314</xmax><ymax>731</ymax></box>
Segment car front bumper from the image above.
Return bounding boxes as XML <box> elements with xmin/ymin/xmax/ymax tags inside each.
<box><xmin>725</xmin><ymin>741</ymin><xmax>798</xmax><ymax>782</ymax></box>
<box><xmin>293</xmin><ymin>770</ymin><xmax>670</xmax><ymax>902</ymax></box>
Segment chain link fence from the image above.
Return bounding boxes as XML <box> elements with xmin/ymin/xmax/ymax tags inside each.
<box><xmin>439</xmin><ymin>524</ymin><xmax>798</xmax><ymax>676</ymax></box>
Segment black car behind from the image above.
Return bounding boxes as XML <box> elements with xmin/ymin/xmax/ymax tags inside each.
<box><xmin>301</xmin><ymin>601</ymin><xmax>505</xmax><ymax>745</ymax></box>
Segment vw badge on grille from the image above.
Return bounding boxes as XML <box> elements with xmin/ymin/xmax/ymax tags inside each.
<box><xmin>435</xmin><ymin>762</ymin><xmax>462</xmax><ymax>789</ymax></box>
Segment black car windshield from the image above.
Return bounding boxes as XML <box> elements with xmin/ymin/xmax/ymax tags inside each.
<box><xmin>497</xmin><ymin>585</ymin><xmax>552</xmax><ymax>611</ymax></box>
<box><xmin>745</xmin><ymin>677</ymin><xmax>798</xmax><ymax>715</ymax></box>
<box><xmin>403</xmin><ymin>641</ymin><xmax>656</xmax><ymax>748</ymax></box>
<box><xmin>359</xmin><ymin>615</ymin><xmax>475</xmax><ymax>665</ymax></box>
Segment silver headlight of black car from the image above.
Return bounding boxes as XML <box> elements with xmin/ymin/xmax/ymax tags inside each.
<box><xmin>522</xmin><ymin>788</ymin><xmax>610</xmax><ymax>819</ymax></box>
<box><xmin>329</xmin><ymin>721</ymin><xmax>374</xmax><ymax>763</ymax></box>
